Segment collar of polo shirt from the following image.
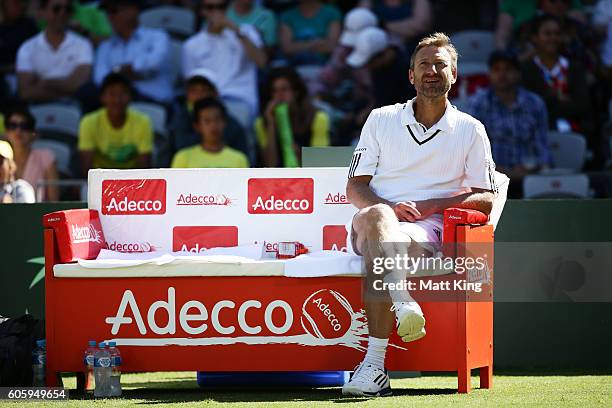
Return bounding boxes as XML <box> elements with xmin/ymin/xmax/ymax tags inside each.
<box><xmin>401</xmin><ymin>97</ymin><xmax>458</xmax><ymax>134</ymax></box>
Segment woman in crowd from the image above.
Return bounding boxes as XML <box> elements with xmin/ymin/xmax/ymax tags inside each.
<box><xmin>256</xmin><ymin>67</ymin><xmax>330</xmax><ymax>167</ymax></box>
<box><xmin>3</xmin><ymin>105</ymin><xmax>58</xmax><ymax>201</ymax></box>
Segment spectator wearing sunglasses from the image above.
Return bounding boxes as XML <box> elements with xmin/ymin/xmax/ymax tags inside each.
<box><xmin>16</xmin><ymin>0</ymin><xmax>93</xmax><ymax>103</ymax></box>
<box><xmin>95</xmin><ymin>0</ymin><xmax>173</xmax><ymax>105</ymax></box>
<box><xmin>182</xmin><ymin>0</ymin><xmax>267</xmax><ymax>118</ymax></box>
<box><xmin>2</xmin><ymin>105</ymin><xmax>59</xmax><ymax>201</ymax></box>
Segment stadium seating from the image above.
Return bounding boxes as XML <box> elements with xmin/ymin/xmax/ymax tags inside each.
<box><xmin>523</xmin><ymin>173</ymin><xmax>590</xmax><ymax>198</ymax></box>
<box><xmin>30</xmin><ymin>103</ymin><xmax>81</xmax><ymax>139</ymax></box>
<box><xmin>130</xmin><ymin>101</ymin><xmax>167</xmax><ymax>136</ymax></box>
<box><xmin>130</xmin><ymin>101</ymin><xmax>170</xmax><ymax>167</ymax></box>
<box><xmin>548</xmin><ymin>131</ymin><xmax>587</xmax><ymax>171</ymax></box>
<box><xmin>450</xmin><ymin>30</ymin><xmax>495</xmax><ymax>64</ymax></box>
<box><xmin>139</xmin><ymin>6</ymin><xmax>195</xmax><ymax>39</ymax></box>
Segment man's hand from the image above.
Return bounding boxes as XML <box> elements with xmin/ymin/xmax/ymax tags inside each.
<box><xmin>392</xmin><ymin>201</ymin><xmax>421</xmax><ymax>222</ymax></box>
<box><xmin>393</xmin><ymin>199</ymin><xmax>441</xmax><ymax>222</ymax></box>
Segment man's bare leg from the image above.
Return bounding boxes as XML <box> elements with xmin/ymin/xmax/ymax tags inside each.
<box><xmin>342</xmin><ymin>204</ymin><xmax>427</xmax><ymax>396</ymax></box>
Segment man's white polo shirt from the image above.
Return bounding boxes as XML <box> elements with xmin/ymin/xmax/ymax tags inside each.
<box><xmin>182</xmin><ymin>25</ymin><xmax>263</xmax><ymax>114</ymax></box>
<box><xmin>16</xmin><ymin>31</ymin><xmax>93</xmax><ymax>80</ymax></box>
<box><xmin>348</xmin><ymin>98</ymin><xmax>496</xmax><ymax>203</ymax></box>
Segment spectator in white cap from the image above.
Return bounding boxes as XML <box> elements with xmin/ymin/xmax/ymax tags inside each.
<box><xmin>318</xmin><ymin>26</ymin><xmax>413</xmax><ymax>144</ymax></box>
<box><xmin>169</xmin><ymin>69</ymin><xmax>251</xmax><ymax>162</ymax></box>
<box><xmin>339</xmin><ymin>7</ymin><xmax>379</xmax><ymax>47</ymax></box>
<box><xmin>316</xmin><ymin>7</ymin><xmax>378</xmax><ymax>100</ymax></box>
<box><xmin>346</xmin><ymin>26</ymin><xmax>389</xmax><ymax>68</ymax></box>
<box><xmin>0</xmin><ymin>141</ymin><xmax>35</xmax><ymax>203</ymax></box>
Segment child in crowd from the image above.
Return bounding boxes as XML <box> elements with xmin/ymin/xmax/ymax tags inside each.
<box><xmin>78</xmin><ymin>73</ymin><xmax>153</xmax><ymax>175</ymax></box>
<box><xmin>171</xmin><ymin>98</ymin><xmax>249</xmax><ymax>168</ymax></box>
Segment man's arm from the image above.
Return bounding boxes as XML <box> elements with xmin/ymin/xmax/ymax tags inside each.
<box><xmin>43</xmin><ymin>65</ymin><xmax>92</xmax><ymax>95</ymax></box>
<box><xmin>346</xmin><ymin>175</ymin><xmax>390</xmax><ymax>209</ymax></box>
<box><xmin>79</xmin><ymin>151</ymin><xmax>94</xmax><ymax>178</ymax></box>
<box><xmin>415</xmin><ymin>188</ymin><xmax>494</xmax><ymax>219</ymax></box>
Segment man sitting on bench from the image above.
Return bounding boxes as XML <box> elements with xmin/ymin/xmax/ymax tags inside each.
<box><xmin>342</xmin><ymin>32</ymin><xmax>497</xmax><ymax>397</ymax></box>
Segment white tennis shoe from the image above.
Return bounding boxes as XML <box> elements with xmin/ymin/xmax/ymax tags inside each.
<box><xmin>342</xmin><ymin>362</ymin><xmax>392</xmax><ymax>397</ymax></box>
<box><xmin>394</xmin><ymin>302</ymin><xmax>426</xmax><ymax>342</ymax></box>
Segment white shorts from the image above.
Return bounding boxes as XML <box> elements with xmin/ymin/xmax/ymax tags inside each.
<box><xmin>345</xmin><ymin>213</ymin><xmax>444</xmax><ymax>256</ymax></box>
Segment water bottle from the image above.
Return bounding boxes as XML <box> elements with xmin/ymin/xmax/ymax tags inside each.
<box><xmin>94</xmin><ymin>342</ymin><xmax>111</xmax><ymax>397</ymax></box>
<box><xmin>83</xmin><ymin>340</ymin><xmax>97</xmax><ymax>395</ymax></box>
<box><xmin>108</xmin><ymin>341</ymin><xmax>122</xmax><ymax>397</ymax></box>
<box><xmin>32</xmin><ymin>339</ymin><xmax>46</xmax><ymax>386</ymax></box>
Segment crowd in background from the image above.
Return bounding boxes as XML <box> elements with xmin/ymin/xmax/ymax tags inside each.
<box><xmin>0</xmin><ymin>0</ymin><xmax>611</xmax><ymax>202</ymax></box>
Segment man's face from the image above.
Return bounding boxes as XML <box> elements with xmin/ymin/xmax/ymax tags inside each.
<box><xmin>44</xmin><ymin>0</ymin><xmax>73</xmax><ymax>31</ymax></box>
<box><xmin>107</xmin><ymin>4</ymin><xmax>139</xmax><ymax>39</ymax></box>
<box><xmin>533</xmin><ymin>20</ymin><xmax>562</xmax><ymax>56</ymax></box>
<box><xmin>186</xmin><ymin>83</ymin><xmax>217</xmax><ymax>105</ymax></box>
<box><xmin>101</xmin><ymin>83</ymin><xmax>131</xmax><ymax>115</ymax></box>
<box><xmin>489</xmin><ymin>61</ymin><xmax>520</xmax><ymax>93</ymax></box>
<box><xmin>409</xmin><ymin>45</ymin><xmax>456</xmax><ymax>99</ymax></box>
<box><xmin>200</xmin><ymin>0</ymin><xmax>228</xmax><ymax>21</ymax></box>
<box><xmin>194</xmin><ymin>107</ymin><xmax>226</xmax><ymax>144</ymax></box>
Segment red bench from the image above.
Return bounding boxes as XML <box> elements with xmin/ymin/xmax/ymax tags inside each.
<box><xmin>43</xmin><ymin>207</ymin><xmax>493</xmax><ymax>393</ymax></box>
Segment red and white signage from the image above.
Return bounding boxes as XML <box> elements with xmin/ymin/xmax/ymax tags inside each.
<box><xmin>102</xmin><ymin>179</ymin><xmax>167</xmax><ymax>215</ymax></box>
<box><xmin>89</xmin><ymin>169</ymin><xmax>356</xmax><ymax>254</ymax></box>
<box><xmin>322</xmin><ymin>225</ymin><xmax>348</xmax><ymax>252</ymax></box>
<box><xmin>248</xmin><ymin>178</ymin><xmax>314</xmax><ymax>214</ymax></box>
<box><xmin>172</xmin><ymin>226</ymin><xmax>238</xmax><ymax>253</ymax></box>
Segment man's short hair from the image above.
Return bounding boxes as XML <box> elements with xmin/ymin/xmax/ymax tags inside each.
<box><xmin>100</xmin><ymin>72</ymin><xmax>133</xmax><ymax>95</ymax></box>
<box><xmin>192</xmin><ymin>98</ymin><xmax>227</xmax><ymax>123</ymax></box>
<box><xmin>186</xmin><ymin>75</ymin><xmax>218</xmax><ymax>95</ymax></box>
<box><xmin>488</xmin><ymin>50</ymin><xmax>520</xmax><ymax>70</ymax></box>
<box><xmin>530</xmin><ymin>13</ymin><xmax>560</xmax><ymax>36</ymax></box>
<box><xmin>409</xmin><ymin>32</ymin><xmax>458</xmax><ymax>71</ymax></box>
<box><xmin>101</xmin><ymin>0</ymin><xmax>142</xmax><ymax>12</ymax></box>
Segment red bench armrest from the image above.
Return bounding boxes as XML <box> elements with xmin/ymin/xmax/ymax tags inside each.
<box><xmin>442</xmin><ymin>208</ymin><xmax>489</xmax><ymax>244</ymax></box>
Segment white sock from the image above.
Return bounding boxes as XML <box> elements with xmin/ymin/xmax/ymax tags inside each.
<box><xmin>383</xmin><ymin>269</ymin><xmax>416</xmax><ymax>305</ymax></box>
<box><xmin>363</xmin><ymin>336</ymin><xmax>388</xmax><ymax>369</ymax></box>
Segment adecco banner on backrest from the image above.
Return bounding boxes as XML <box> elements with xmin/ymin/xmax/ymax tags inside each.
<box><xmin>88</xmin><ymin>168</ymin><xmax>355</xmax><ymax>256</ymax></box>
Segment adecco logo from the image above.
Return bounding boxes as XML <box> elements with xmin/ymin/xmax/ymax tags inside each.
<box><xmin>102</xmin><ymin>179</ymin><xmax>166</xmax><ymax>215</ymax></box>
<box><xmin>322</xmin><ymin>225</ymin><xmax>348</xmax><ymax>252</ymax></box>
<box><xmin>71</xmin><ymin>223</ymin><xmax>103</xmax><ymax>244</ymax></box>
<box><xmin>248</xmin><ymin>178</ymin><xmax>314</xmax><ymax>214</ymax></box>
<box><xmin>323</xmin><ymin>192</ymin><xmax>349</xmax><ymax>205</ymax></box>
<box><xmin>104</xmin><ymin>287</ymin><xmax>367</xmax><ymax>349</ymax></box>
<box><xmin>176</xmin><ymin>193</ymin><xmax>232</xmax><ymax>206</ymax></box>
<box><xmin>172</xmin><ymin>226</ymin><xmax>238</xmax><ymax>253</ymax></box>
<box><xmin>108</xmin><ymin>241</ymin><xmax>156</xmax><ymax>253</ymax></box>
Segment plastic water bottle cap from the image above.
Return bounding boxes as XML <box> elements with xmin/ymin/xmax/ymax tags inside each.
<box><xmin>36</xmin><ymin>340</ymin><xmax>45</xmax><ymax>347</ymax></box>
<box><xmin>88</xmin><ymin>340</ymin><xmax>97</xmax><ymax>346</ymax></box>
<box><xmin>98</xmin><ymin>342</ymin><xmax>106</xmax><ymax>348</ymax></box>
<box><xmin>108</xmin><ymin>341</ymin><xmax>116</xmax><ymax>347</ymax></box>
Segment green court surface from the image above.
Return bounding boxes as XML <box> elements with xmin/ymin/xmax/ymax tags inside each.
<box><xmin>2</xmin><ymin>371</ymin><xmax>611</xmax><ymax>407</ymax></box>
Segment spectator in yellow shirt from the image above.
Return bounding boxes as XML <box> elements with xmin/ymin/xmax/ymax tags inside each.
<box><xmin>171</xmin><ymin>98</ymin><xmax>249</xmax><ymax>168</ymax></box>
<box><xmin>78</xmin><ymin>73</ymin><xmax>153</xmax><ymax>176</ymax></box>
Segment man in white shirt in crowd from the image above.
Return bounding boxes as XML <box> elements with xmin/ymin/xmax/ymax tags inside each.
<box><xmin>342</xmin><ymin>32</ymin><xmax>496</xmax><ymax>397</ymax></box>
<box><xmin>95</xmin><ymin>0</ymin><xmax>173</xmax><ymax>105</ymax></box>
<box><xmin>182</xmin><ymin>0</ymin><xmax>267</xmax><ymax>118</ymax></box>
<box><xmin>16</xmin><ymin>0</ymin><xmax>93</xmax><ymax>103</ymax></box>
